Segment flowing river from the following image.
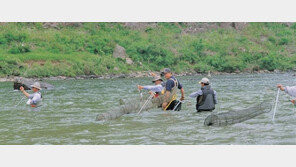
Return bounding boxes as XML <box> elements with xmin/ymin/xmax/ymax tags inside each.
<box><xmin>1</xmin><ymin>73</ymin><xmax>296</xmax><ymax>145</ymax></box>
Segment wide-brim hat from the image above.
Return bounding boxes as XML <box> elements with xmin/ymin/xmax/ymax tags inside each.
<box><xmin>152</xmin><ymin>77</ymin><xmax>163</xmax><ymax>83</ymax></box>
<box><xmin>31</xmin><ymin>82</ymin><xmax>42</xmax><ymax>90</ymax></box>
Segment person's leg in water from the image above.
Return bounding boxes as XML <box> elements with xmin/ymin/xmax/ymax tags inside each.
<box><xmin>165</xmin><ymin>100</ymin><xmax>182</xmax><ymax>111</ymax></box>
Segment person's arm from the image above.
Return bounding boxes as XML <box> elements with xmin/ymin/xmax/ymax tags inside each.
<box><xmin>177</xmin><ymin>80</ymin><xmax>185</xmax><ymax>101</ymax></box>
<box><xmin>143</xmin><ymin>85</ymin><xmax>157</xmax><ymax>91</ymax></box>
<box><xmin>213</xmin><ymin>90</ymin><xmax>218</xmax><ymax>104</ymax></box>
<box><xmin>180</xmin><ymin>88</ymin><xmax>185</xmax><ymax>101</ymax></box>
<box><xmin>189</xmin><ymin>90</ymin><xmax>203</xmax><ymax>98</ymax></box>
<box><xmin>139</xmin><ymin>85</ymin><xmax>162</xmax><ymax>92</ymax></box>
<box><xmin>20</xmin><ymin>86</ymin><xmax>30</xmax><ymax>98</ymax></box>
<box><xmin>277</xmin><ymin>84</ymin><xmax>285</xmax><ymax>91</ymax></box>
<box><xmin>278</xmin><ymin>84</ymin><xmax>296</xmax><ymax>97</ymax></box>
<box><xmin>284</xmin><ymin>86</ymin><xmax>296</xmax><ymax>97</ymax></box>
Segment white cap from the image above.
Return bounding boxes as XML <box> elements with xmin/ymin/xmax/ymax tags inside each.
<box><xmin>31</xmin><ymin>82</ymin><xmax>42</xmax><ymax>90</ymax></box>
<box><xmin>199</xmin><ymin>78</ymin><xmax>210</xmax><ymax>84</ymax></box>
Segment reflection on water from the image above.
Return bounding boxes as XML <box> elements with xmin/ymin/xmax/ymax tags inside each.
<box><xmin>0</xmin><ymin>73</ymin><xmax>296</xmax><ymax>144</ymax></box>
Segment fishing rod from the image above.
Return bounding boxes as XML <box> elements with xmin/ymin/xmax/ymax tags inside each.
<box><xmin>137</xmin><ymin>92</ymin><xmax>155</xmax><ymax>115</ymax></box>
<box><xmin>272</xmin><ymin>88</ymin><xmax>280</xmax><ymax>122</ymax></box>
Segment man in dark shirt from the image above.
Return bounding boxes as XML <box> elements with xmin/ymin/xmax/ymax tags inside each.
<box><xmin>161</xmin><ymin>68</ymin><xmax>185</xmax><ymax>110</ymax></box>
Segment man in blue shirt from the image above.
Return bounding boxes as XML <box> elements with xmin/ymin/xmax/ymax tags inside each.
<box><xmin>161</xmin><ymin>68</ymin><xmax>185</xmax><ymax>110</ymax></box>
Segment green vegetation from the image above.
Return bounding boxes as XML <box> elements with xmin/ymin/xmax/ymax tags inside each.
<box><xmin>1</xmin><ymin>22</ymin><xmax>296</xmax><ymax>77</ymax></box>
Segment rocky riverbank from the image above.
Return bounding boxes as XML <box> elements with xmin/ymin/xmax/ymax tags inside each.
<box><xmin>0</xmin><ymin>69</ymin><xmax>294</xmax><ymax>82</ymax></box>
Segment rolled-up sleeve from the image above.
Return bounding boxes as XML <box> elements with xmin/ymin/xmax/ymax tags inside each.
<box><xmin>177</xmin><ymin>80</ymin><xmax>183</xmax><ymax>89</ymax></box>
<box><xmin>189</xmin><ymin>90</ymin><xmax>203</xmax><ymax>98</ymax></box>
<box><xmin>143</xmin><ymin>85</ymin><xmax>163</xmax><ymax>92</ymax></box>
<box><xmin>285</xmin><ymin>86</ymin><xmax>296</xmax><ymax>97</ymax></box>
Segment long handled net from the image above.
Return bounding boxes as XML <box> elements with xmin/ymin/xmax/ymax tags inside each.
<box><xmin>204</xmin><ymin>102</ymin><xmax>272</xmax><ymax>126</ymax></box>
<box><xmin>272</xmin><ymin>89</ymin><xmax>280</xmax><ymax>122</ymax></box>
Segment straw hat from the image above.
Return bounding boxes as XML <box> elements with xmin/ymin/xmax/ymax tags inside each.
<box><xmin>31</xmin><ymin>82</ymin><xmax>42</xmax><ymax>90</ymax></box>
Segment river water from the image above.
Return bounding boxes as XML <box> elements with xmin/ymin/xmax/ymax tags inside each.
<box><xmin>0</xmin><ymin>73</ymin><xmax>296</xmax><ymax>145</ymax></box>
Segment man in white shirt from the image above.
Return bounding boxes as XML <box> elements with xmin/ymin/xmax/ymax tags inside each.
<box><xmin>138</xmin><ymin>77</ymin><xmax>164</xmax><ymax>98</ymax></box>
<box><xmin>20</xmin><ymin>82</ymin><xmax>42</xmax><ymax>107</ymax></box>
<box><xmin>277</xmin><ymin>84</ymin><xmax>296</xmax><ymax>105</ymax></box>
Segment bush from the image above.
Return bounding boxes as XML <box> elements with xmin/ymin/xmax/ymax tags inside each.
<box><xmin>0</xmin><ymin>60</ymin><xmax>21</xmax><ymax>76</ymax></box>
<box><xmin>9</xmin><ymin>43</ymin><xmax>31</xmax><ymax>54</ymax></box>
<box><xmin>259</xmin><ymin>54</ymin><xmax>278</xmax><ymax>71</ymax></box>
<box><xmin>278</xmin><ymin>37</ymin><xmax>289</xmax><ymax>45</ymax></box>
<box><xmin>1</xmin><ymin>22</ymin><xmax>296</xmax><ymax>77</ymax></box>
<box><xmin>193</xmin><ymin>62</ymin><xmax>213</xmax><ymax>73</ymax></box>
<box><xmin>220</xmin><ymin>56</ymin><xmax>245</xmax><ymax>72</ymax></box>
<box><xmin>4</xmin><ymin>32</ymin><xmax>29</xmax><ymax>43</ymax></box>
<box><xmin>181</xmin><ymin>39</ymin><xmax>204</xmax><ymax>63</ymax></box>
<box><xmin>291</xmin><ymin>23</ymin><xmax>296</xmax><ymax>29</ymax></box>
<box><xmin>268</xmin><ymin>36</ymin><xmax>276</xmax><ymax>44</ymax></box>
<box><xmin>0</xmin><ymin>35</ymin><xmax>7</xmax><ymax>44</ymax></box>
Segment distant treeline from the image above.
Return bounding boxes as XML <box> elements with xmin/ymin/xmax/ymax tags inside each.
<box><xmin>0</xmin><ymin>22</ymin><xmax>296</xmax><ymax>77</ymax></box>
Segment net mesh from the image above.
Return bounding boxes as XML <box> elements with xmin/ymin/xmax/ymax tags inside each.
<box><xmin>204</xmin><ymin>102</ymin><xmax>272</xmax><ymax>126</ymax></box>
<box><xmin>96</xmin><ymin>94</ymin><xmax>161</xmax><ymax>121</ymax></box>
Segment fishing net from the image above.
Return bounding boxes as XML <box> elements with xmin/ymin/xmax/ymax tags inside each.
<box><xmin>96</xmin><ymin>94</ymin><xmax>162</xmax><ymax>121</ymax></box>
<box><xmin>204</xmin><ymin>102</ymin><xmax>272</xmax><ymax>126</ymax></box>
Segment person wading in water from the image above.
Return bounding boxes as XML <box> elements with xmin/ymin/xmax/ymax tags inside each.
<box><xmin>138</xmin><ymin>76</ymin><xmax>164</xmax><ymax>98</ymax></box>
<box><xmin>161</xmin><ymin>68</ymin><xmax>185</xmax><ymax>111</ymax></box>
<box><xmin>189</xmin><ymin>77</ymin><xmax>217</xmax><ymax>112</ymax></box>
<box><xmin>20</xmin><ymin>82</ymin><xmax>42</xmax><ymax>107</ymax></box>
<box><xmin>277</xmin><ymin>84</ymin><xmax>296</xmax><ymax>106</ymax></box>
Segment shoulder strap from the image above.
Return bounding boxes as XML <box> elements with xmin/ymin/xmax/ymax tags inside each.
<box><xmin>169</xmin><ymin>78</ymin><xmax>178</xmax><ymax>88</ymax></box>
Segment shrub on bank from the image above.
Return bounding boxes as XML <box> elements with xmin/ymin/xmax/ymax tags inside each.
<box><xmin>0</xmin><ymin>22</ymin><xmax>296</xmax><ymax>77</ymax></box>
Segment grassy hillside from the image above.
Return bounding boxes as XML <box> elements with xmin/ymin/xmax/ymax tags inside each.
<box><xmin>1</xmin><ymin>22</ymin><xmax>296</xmax><ymax>77</ymax></box>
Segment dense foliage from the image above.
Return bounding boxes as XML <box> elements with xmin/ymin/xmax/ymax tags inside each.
<box><xmin>1</xmin><ymin>22</ymin><xmax>296</xmax><ymax>77</ymax></box>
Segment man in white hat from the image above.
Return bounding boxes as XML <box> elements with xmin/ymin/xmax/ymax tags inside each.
<box><xmin>138</xmin><ymin>76</ymin><xmax>164</xmax><ymax>98</ymax></box>
<box><xmin>20</xmin><ymin>82</ymin><xmax>42</xmax><ymax>107</ymax></box>
<box><xmin>189</xmin><ymin>77</ymin><xmax>217</xmax><ymax>112</ymax></box>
